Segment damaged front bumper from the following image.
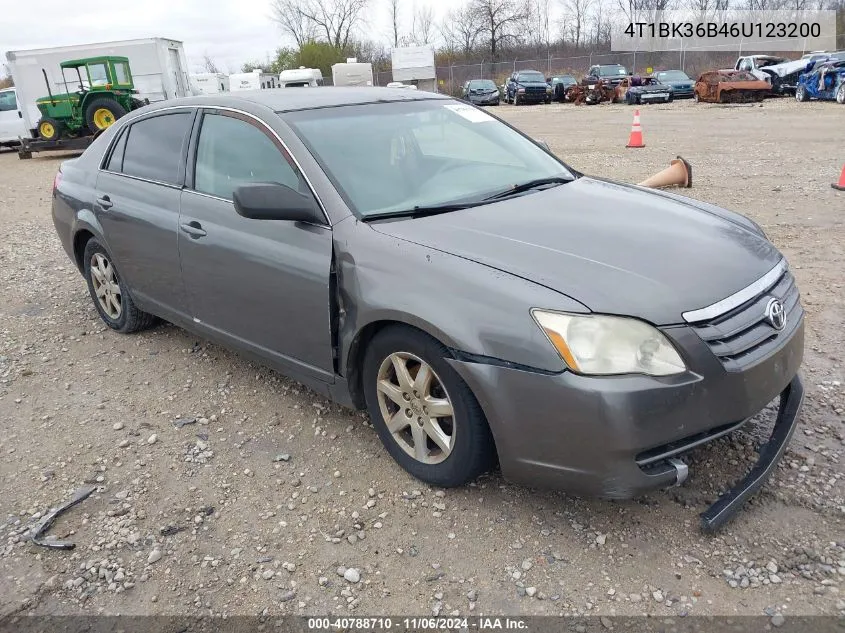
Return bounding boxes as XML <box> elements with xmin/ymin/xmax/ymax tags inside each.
<box><xmin>700</xmin><ymin>374</ymin><xmax>803</xmax><ymax>532</ymax></box>
<box><xmin>448</xmin><ymin>318</ymin><xmax>804</xmax><ymax>531</ymax></box>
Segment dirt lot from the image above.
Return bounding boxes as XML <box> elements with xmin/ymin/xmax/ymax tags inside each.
<box><xmin>1</xmin><ymin>97</ymin><xmax>843</xmax><ymax>621</ymax></box>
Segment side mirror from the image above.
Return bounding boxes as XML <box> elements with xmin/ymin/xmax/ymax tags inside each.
<box><xmin>233</xmin><ymin>182</ymin><xmax>321</xmax><ymax>223</ymax></box>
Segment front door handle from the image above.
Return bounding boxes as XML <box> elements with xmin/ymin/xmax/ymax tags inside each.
<box><xmin>97</xmin><ymin>195</ymin><xmax>113</xmax><ymax>209</ymax></box>
<box><xmin>180</xmin><ymin>221</ymin><xmax>207</xmax><ymax>239</ymax></box>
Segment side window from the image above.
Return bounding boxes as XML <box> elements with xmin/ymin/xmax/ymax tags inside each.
<box><xmin>88</xmin><ymin>63</ymin><xmax>109</xmax><ymax>86</ymax></box>
<box><xmin>0</xmin><ymin>90</ymin><xmax>16</xmax><ymax>111</ymax></box>
<box><xmin>193</xmin><ymin>112</ymin><xmax>301</xmax><ymax>201</ymax></box>
<box><xmin>105</xmin><ymin>127</ymin><xmax>129</xmax><ymax>171</ymax></box>
<box><xmin>114</xmin><ymin>62</ymin><xmax>130</xmax><ymax>85</ymax></box>
<box><xmin>121</xmin><ymin>112</ymin><xmax>192</xmax><ymax>184</ymax></box>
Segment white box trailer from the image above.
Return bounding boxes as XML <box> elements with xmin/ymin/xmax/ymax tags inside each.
<box><xmin>229</xmin><ymin>70</ymin><xmax>279</xmax><ymax>91</ymax></box>
<box><xmin>278</xmin><ymin>67</ymin><xmax>323</xmax><ymax>87</ymax></box>
<box><xmin>6</xmin><ymin>37</ymin><xmax>196</xmax><ymax>139</ymax></box>
<box><xmin>191</xmin><ymin>72</ymin><xmax>230</xmax><ymax>94</ymax></box>
<box><xmin>331</xmin><ymin>62</ymin><xmax>374</xmax><ymax>87</ymax></box>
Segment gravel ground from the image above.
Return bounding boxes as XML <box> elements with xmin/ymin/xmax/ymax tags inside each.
<box><xmin>0</xmin><ymin>97</ymin><xmax>843</xmax><ymax>621</ymax></box>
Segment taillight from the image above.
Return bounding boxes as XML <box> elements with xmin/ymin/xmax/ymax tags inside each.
<box><xmin>53</xmin><ymin>171</ymin><xmax>62</xmax><ymax>192</ymax></box>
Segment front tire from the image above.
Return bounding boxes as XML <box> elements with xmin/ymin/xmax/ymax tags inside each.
<box><xmin>795</xmin><ymin>84</ymin><xmax>809</xmax><ymax>102</ymax></box>
<box><xmin>83</xmin><ymin>239</ymin><xmax>156</xmax><ymax>333</ymax></box>
<box><xmin>837</xmin><ymin>84</ymin><xmax>845</xmax><ymax>104</ymax></box>
<box><xmin>513</xmin><ymin>92</ymin><xmax>520</xmax><ymax>106</ymax></box>
<box><xmin>85</xmin><ymin>98</ymin><xmax>128</xmax><ymax>135</ymax></box>
<box><xmin>362</xmin><ymin>325</ymin><xmax>496</xmax><ymax>487</ymax></box>
<box><xmin>37</xmin><ymin>118</ymin><xmax>63</xmax><ymax>141</ymax></box>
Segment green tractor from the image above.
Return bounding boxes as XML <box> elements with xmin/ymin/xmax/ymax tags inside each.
<box><xmin>35</xmin><ymin>56</ymin><xmax>147</xmax><ymax>141</ymax></box>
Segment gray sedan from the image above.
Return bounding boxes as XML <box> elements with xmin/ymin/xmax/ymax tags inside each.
<box><xmin>51</xmin><ymin>89</ymin><xmax>804</xmax><ymax>530</ymax></box>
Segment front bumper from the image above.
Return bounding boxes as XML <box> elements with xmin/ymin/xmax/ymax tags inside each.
<box><xmin>469</xmin><ymin>94</ymin><xmax>500</xmax><ymax>105</ymax></box>
<box><xmin>448</xmin><ymin>318</ymin><xmax>803</xmax><ymax>528</ymax></box>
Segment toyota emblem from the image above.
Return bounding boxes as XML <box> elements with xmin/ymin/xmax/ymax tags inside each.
<box><xmin>765</xmin><ymin>298</ymin><xmax>786</xmax><ymax>330</ymax></box>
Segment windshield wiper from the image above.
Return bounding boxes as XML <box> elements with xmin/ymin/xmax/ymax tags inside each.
<box><xmin>361</xmin><ymin>200</ymin><xmax>491</xmax><ymax>222</ymax></box>
<box><xmin>483</xmin><ymin>176</ymin><xmax>571</xmax><ymax>201</ymax></box>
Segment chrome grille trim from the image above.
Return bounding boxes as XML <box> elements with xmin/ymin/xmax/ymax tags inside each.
<box><xmin>682</xmin><ymin>259</ymin><xmax>787</xmax><ymax>324</ymax></box>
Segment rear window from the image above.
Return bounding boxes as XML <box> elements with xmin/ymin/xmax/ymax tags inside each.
<box><xmin>120</xmin><ymin>113</ymin><xmax>192</xmax><ymax>185</ymax></box>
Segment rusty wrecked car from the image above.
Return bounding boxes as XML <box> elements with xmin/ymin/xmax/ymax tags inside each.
<box><xmin>694</xmin><ymin>70</ymin><xmax>771</xmax><ymax>104</ymax></box>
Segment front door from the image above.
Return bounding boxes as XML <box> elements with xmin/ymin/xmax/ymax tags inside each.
<box><xmin>178</xmin><ymin>109</ymin><xmax>334</xmax><ymax>381</ymax></box>
<box><xmin>0</xmin><ymin>89</ymin><xmax>25</xmax><ymax>142</ymax></box>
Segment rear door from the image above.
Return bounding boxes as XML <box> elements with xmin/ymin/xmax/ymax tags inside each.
<box><xmin>94</xmin><ymin>108</ymin><xmax>195</xmax><ymax>319</ymax></box>
<box><xmin>177</xmin><ymin>108</ymin><xmax>334</xmax><ymax>381</ymax></box>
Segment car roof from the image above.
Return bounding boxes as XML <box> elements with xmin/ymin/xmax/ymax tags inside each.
<box><xmin>142</xmin><ymin>87</ymin><xmax>450</xmax><ymax>113</ymax></box>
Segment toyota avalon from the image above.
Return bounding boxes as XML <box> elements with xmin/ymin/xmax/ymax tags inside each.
<box><xmin>51</xmin><ymin>88</ymin><xmax>804</xmax><ymax>530</ymax></box>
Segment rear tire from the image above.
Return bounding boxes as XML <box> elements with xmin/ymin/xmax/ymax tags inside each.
<box><xmin>37</xmin><ymin>118</ymin><xmax>63</xmax><ymax>141</ymax></box>
<box><xmin>85</xmin><ymin>98</ymin><xmax>128</xmax><ymax>135</ymax></box>
<box><xmin>83</xmin><ymin>239</ymin><xmax>157</xmax><ymax>334</ymax></box>
<box><xmin>362</xmin><ymin>325</ymin><xmax>496</xmax><ymax>487</ymax></box>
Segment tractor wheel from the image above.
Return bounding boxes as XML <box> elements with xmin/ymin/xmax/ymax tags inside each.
<box><xmin>37</xmin><ymin>118</ymin><xmax>63</xmax><ymax>141</ymax></box>
<box><xmin>85</xmin><ymin>98</ymin><xmax>128</xmax><ymax>135</ymax></box>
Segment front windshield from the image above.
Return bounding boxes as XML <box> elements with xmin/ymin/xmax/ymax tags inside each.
<box><xmin>657</xmin><ymin>71</ymin><xmax>689</xmax><ymax>81</ymax></box>
<box><xmin>600</xmin><ymin>65</ymin><xmax>628</xmax><ymax>76</ymax></box>
<box><xmin>468</xmin><ymin>80</ymin><xmax>496</xmax><ymax>89</ymax></box>
<box><xmin>283</xmin><ymin>100</ymin><xmax>573</xmax><ymax>218</ymax></box>
<box><xmin>87</xmin><ymin>63</ymin><xmax>109</xmax><ymax>86</ymax></box>
<box><xmin>518</xmin><ymin>72</ymin><xmax>545</xmax><ymax>82</ymax></box>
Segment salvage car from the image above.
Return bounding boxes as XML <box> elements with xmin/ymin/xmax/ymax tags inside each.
<box><xmin>616</xmin><ymin>75</ymin><xmax>673</xmax><ymax>104</ymax></box>
<box><xmin>694</xmin><ymin>70</ymin><xmax>771</xmax><ymax>103</ymax></box>
<box><xmin>795</xmin><ymin>59</ymin><xmax>845</xmax><ymax>104</ymax></box>
<box><xmin>51</xmin><ymin>89</ymin><xmax>804</xmax><ymax>531</ymax></box>
<box><xmin>654</xmin><ymin>69</ymin><xmax>695</xmax><ymax>98</ymax></box>
<box><xmin>734</xmin><ymin>55</ymin><xmax>813</xmax><ymax>95</ymax></box>
<box><xmin>548</xmin><ymin>74</ymin><xmax>578</xmax><ymax>101</ymax></box>
<box><xmin>505</xmin><ymin>70</ymin><xmax>551</xmax><ymax>104</ymax></box>
<box><xmin>461</xmin><ymin>79</ymin><xmax>500</xmax><ymax>106</ymax></box>
<box><xmin>585</xmin><ymin>63</ymin><xmax>630</xmax><ymax>87</ymax></box>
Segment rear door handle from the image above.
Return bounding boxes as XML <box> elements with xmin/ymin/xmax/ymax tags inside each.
<box><xmin>97</xmin><ymin>195</ymin><xmax>113</xmax><ymax>209</ymax></box>
<box><xmin>180</xmin><ymin>221</ymin><xmax>207</xmax><ymax>239</ymax></box>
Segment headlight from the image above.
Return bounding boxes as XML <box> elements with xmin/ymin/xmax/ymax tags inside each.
<box><xmin>531</xmin><ymin>310</ymin><xmax>686</xmax><ymax>376</ymax></box>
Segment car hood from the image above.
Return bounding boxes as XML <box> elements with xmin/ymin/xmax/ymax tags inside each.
<box><xmin>370</xmin><ymin>177</ymin><xmax>781</xmax><ymax>325</ymax></box>
<box><xmin>664</xmin><ymin>80</ymin><xmax>693</xmax><ymax>88</ymax></box>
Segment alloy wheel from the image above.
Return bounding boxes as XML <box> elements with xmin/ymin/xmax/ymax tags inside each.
<box><xmin>375</xmin><ymin>352</ymin><xmax>455</xmax><ymax>464</ymax></box>
<box><xmin>90</xmin><ymin>253</ymin><xmax>122</xmax><ymax>319</ymax></box>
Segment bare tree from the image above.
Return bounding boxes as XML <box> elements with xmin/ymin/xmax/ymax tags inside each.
<box><xmin>411</xmin><ymin>4</ymin><xmax>436</xmax><ymax>44</ymax></box>
<box><xmin>271</xmin><ymin>0</ymin><xmax>319</xmax><ymax>46</ymax></box>
<box><xmin>561</xmin><ymin>0</ymin><xmax>592</xmax><ymax>49</ymax></box>
<box><xmin>440</xmin><ymin>6</ymin><xmax>484</xmax><ymax>57</ymax></box>
<box><xmin>389</xmin><ymin>0</ymin><xmax>401</xmax><ymax>46</ymax></box>
<box><xmin>272</xmin><ymin>0</ymin><xmax>368</xmax><ymax>49</ymax></box>
<box><xmin>531</xmin><ymin>0</ymin><xmax>552</xmax><ymax>52</ymax></box>
<box><xmin>202</xmin><ymin>54</ymin><xmax>221</xmax><ymax>73</ymax></box>
<box><xmin>470</xmin><ymin>0</ymin><xmax>531</xmax><ymax>60</ymax></box>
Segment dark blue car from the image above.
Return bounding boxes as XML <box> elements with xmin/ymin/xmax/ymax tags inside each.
<box><xmin>654</xmin><ymin>70</ymin><xmax>695</xmax><ymax>98</ymax></box>
<box><xmin>795</xmin><ymin>60</ymin><xmax>845</xmax><ymax>104</ymax></box>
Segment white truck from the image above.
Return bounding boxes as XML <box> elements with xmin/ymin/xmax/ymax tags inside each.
<box><xmin>229</xmin><ymin>70</ymin><xmax>279</xmax><ymax>91</ymax></box>
<box><xmin>278</xmin><ymin>67</ymin><xmax>323</xmax><ymax>87</ymax></box>
<box><xmin>734</xmin><ymin>55</ymin><xmax>815</xmax><ymax>95</ymax></box>
<box><xmin>4</xmin><ymin>37</ymin><xmax>196</xmax><ymax>152</ymax></box>
<box><xmin>331</xmin><ymin>62</ymin><xmax>374</xmax><ymax>87</ymax></box>
<box><xmin>191</xmin><ymin>72</ymin><xmax>230</xmax><ymax>94</ymax></box>
<box><xmin>0</xmin><ymin>87</ymin><xmax>27</xmax><ymax>148</ymax></box>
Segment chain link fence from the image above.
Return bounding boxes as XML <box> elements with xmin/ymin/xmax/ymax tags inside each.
<box><xmin>374</xmin><ymin>32</ymin><xmax>845</xmax><ymax>96</ymax></box>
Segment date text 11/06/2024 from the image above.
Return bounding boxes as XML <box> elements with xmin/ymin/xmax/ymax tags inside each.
<box><xmin>623</xmin><ymin>21</ymin><xmax>821</xmax><ymax>39</ymax></box>
<box><xmin>307</xmin><ymin>617</ymin><xmax>528</xmax><ymax>630</ymax></box>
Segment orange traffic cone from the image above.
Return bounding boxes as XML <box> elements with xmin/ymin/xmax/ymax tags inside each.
<box><xmin>833</xmin><ymin>165</ymin><xmax>845</xmax><ymax>191</ymax></box>
<box><xmin>626</xmin><ymin>109</ymin><xmax>645</xmax><ymax>148</ymax></box>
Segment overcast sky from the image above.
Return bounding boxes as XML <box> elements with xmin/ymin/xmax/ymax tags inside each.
<box><xmin>1</xmin><ymin>0</ymin><xmax>454</xmax><ymax>76</ymax></box>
